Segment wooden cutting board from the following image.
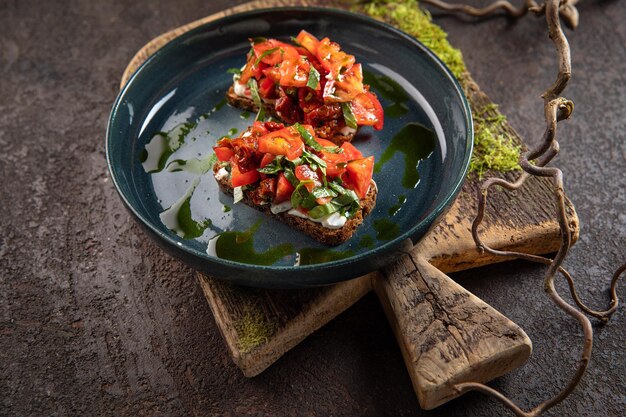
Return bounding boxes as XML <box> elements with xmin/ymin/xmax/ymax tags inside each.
<box><xmin>120</xmin><ymin>0</ymin><xmax>579</xmax><ymax>410</ymax></box>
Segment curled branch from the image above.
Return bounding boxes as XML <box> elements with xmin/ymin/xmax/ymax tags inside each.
<box><xmin>456</xmin><ymin>0</ymin><xmax>623</xmax><ymax>415</ymax></box>
<box><xmin>422</xmin><ymin>0</ymin><xmax>580</xmax><ymax>29</ymax></box>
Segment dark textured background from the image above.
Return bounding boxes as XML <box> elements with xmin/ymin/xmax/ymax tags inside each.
<box><xmin>1</xmin><ymin>0</ymin><xmax>624</xmax><ymax>416</ymax></box>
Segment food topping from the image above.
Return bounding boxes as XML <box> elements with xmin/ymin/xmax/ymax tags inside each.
<box><xmin>232</xmin><ymin>31</ymin><xmax>384</xmax><ymax>135</ymax></box>
<box><xmin>213</xmin><ymin>122</ymin><xmax>374</xmax><ymax>226</ymax></box>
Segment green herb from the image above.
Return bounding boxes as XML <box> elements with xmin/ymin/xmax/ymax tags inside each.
<box><xmin>341</xmin><ymin>102</ymin><xmax>358</xmax><ymax>129</ymax></box>
<box><xmin>311</xmin><ymin>187</ymin><xmax>338</xmax><ymax>199</ymax></box>
<box><xmin>301</xmin><ymin>149</ymin><xmax>327</xmax><ymax>177</ymax></box>
<box><xmin>257</xmin><ymin>156</ymin><xmax>285</xmax><ymax>175</ymax></box>
<box><xmin>227</xmin><ymin>68</ymin><xmax>242</xmax><ymax>75</ymax></box>
<box><xmin>306</xmin><ymin>66</ymin><xmax>320</xmax><ymax>90</ymax></box>
<box><xmin>293</xmin><ymin>123</ymin><xmax>322</xmax><ymax>151</ymax></box>
<box><xmin>255</xmin><ymin>47</ymin><xmax>279</xmax><ymax>66</ymax></box>
<box><xmin>247</xmin><ymin>78</ymin><xmax>265</xmax><ymax>121</ymax></box>
<box><xmin>251</xmin><ymin>37</ymin><xmax>267</xmax><ymax>44</ymax></box>
<box><xmin>283</xmin><ymin>166</ymin><xmax>299</xmax><ymax>187</ymax></box>
<box><xmin>290</xmin><ymin>36</ymin><xmax>303</xmax><ymax>47</ymax></box>
<box><xmin>290</xmin><ymin>182</ymin><xmax>316</xmax><ymax>210</ymax></box>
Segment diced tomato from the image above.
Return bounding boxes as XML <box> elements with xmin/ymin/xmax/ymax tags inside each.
<box><xmin>251</xmin><ymin>177</ymin><xmax>277</xmax><ymax>205</ymax></box>
<box><xmin>324</xmin><ymin>63</ymin><xmax>364</xmax><ymax>103</ymax></box>
<box><xmin>230</xmin><ymin>160</ymin><xmax>260</xmax><ymax>187</ymax></box>
<box><xmin>274</xmin><ymin>88</ymin><xmax>301</xmax><ymax>124</ymax></box>
<box><xmin>303</xmin><ymin>103</ymin><xmax>342</xmax><ymax>127</ymax></box>
<box><xmin>251</xmin><ymin>121</ymin><xmax>270</xmax><ymax>136</ymax></box>
<box><xmin>257</xmin><ymin>127</ymin><xmax>304</xmax><ymax>160</ymax></box>
<box><xmin>262</xmin><ymin>66</ymin><xmax>282</xmax><ymax>83</ymax></box>
<box><xmin>344</xmin><ymin>156</ymin><xmax>374</xmax><ymax>199</ymax></box>
<box><xmin>296</xmin><ymin>30</ymin><xmax>320</xmax><ymax>56</ymax></box>
<box><xmin>339</xmin><ymin>142</ymin><xmax>363</xmax><ymax>160</ymax></box>
<box><xmin>295</xmin><ymin>164</ymin><xmax>322</xmax><ymax>192</ymax></box>
<box><xmin>321</xmin><ymin>152</ymin><xmax>347</xmax><ymax>178</ymax></box>
<box><xmin>239</xmin><ymin>60</ymin><xmax>268</xmax><ymax>85</ymax></box>
<box><xmin>274</xmin><ymin>173</ymin><xmax>295</xmax><ymax>203</ymax></box>
<box><xmin>258</xmin><ymin>77</ymin><xmax>276</xmax><ymax>99</ymax></box>
<box><xmin>279</xmin><ymin>47</ymin><xmax>310</xmax><ymax>88</ymax></box>
<box><xmin>350</xmin><ymin>91</ymin><xmax>384</xmax><ymax>130</ymax></box>
<box><xmin>316</xmin><ymin>38</ymin><xmax>355</xmax><ymax>76</ymax></box>
<box><xmin>214</xmin><ymin>146</ymin><xmax>234</xmax><ymax>162</ymax></box>
<box><xmin>314</xmin><ymin>137</ymin><xmax>336</xmax><ymax>148</ymax></box>
<box><xmin>259</xmin><ymin>153</ymin><xmax>275</xmax><ymax>168</ymax></box>
<box><xmin>252</xmin><ymin>39</ymin><xmax>291</xmax><ymax>66</ymax></box>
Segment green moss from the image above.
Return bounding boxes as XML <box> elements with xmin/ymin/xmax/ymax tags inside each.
<box><xmin>470</xmin><ymin>104</ymin><xmax>521</xmax><ymax>178</ymax></box>
<box><xmin>360</xmin><ymin>0</ymin><xmax>466</xmax><ymax>78</ymax></box>
<box><xmin>234</xmin><ymin>305</ymin><xmax>277</xmax><ymax>353</ymax></box>
<box><xmin>358</xmin><ymin>1</ymin><xmax>521</xmax><ymax>176</ymax></box>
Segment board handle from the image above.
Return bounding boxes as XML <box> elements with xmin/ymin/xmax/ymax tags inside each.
<box><xmin>373</xmin><ymin>252</ymin><xmax>532</xmax><ymax>410</ymax></box>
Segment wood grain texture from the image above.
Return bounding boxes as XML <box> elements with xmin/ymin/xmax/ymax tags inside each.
<box><xmin>119</xmin><ymin>0</ymin><xmax>577</xmax><ymax>410</ymax></box>
<box><xmin>376</xmin><ymin>254</ymin><xmax>531</xmax><ymax>409</ymax></box>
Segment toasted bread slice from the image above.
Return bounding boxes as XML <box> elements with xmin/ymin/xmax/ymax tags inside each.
<box><xmin>226</xmin><ymin>86</ymin><xmax>354</xmax><ymax>145</ymax></box>
<box><xmin>213</xmin><ymin>164</ymin><xmax>377</xmax><ymax>245</ymax></box>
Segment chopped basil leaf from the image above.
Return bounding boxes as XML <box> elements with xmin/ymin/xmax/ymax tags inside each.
<box><xmin>341</xmin><ymin>102</ymin><xmax>358</xmax><ymax>129</ymax></box>
<box><xmin>293</xmin><ymin>123</ymin><xmax>322</xmax><ymax>151</ymax></box>
<box><xmin>247</xmin><ymin>79</ymin><xmax>265</xmax><ymax>121</ymax></box>
<box><xmin>257</xmin><ymin>156</ymin><xmax>285</xmax><ymax>174</ymax></box>
<box><xmin>290</xmin><ymin>36</ymin><xmax>303</xmax><ymax>47</ymax></box>
<box><xmin>307</xmin><ymin>201</ymin><xmax>343</xmax><ymax>219</ymax></box>
<box><xmin>311</xmin><ymin>187</ymin><xmax>338</xmax><ymax>199</ymax></box>
<box><xmin>255</xmin><ymin>47</ymin><xmax>279</xmax><ymax>66</ymax></box>
<box><xmin>226</xmin><ymin>68</ymin><xmax>242</xmax><ymax>75</ymax></box>
<box><xmin>306</xmin><ymin>66</ymin><xmax>320</xmax><ymax>90</ymax></box>
<box><xmin>233</xmin><ymin>186</ymin><xmax>244</xmax><ymax>204</ymax></box>
<box><xmin>283</xmin><ymin>166</ymin><xmax>299</xmax><ymax>187</ymax></box>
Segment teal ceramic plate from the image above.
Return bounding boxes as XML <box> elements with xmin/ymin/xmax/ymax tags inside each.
<box><xmin>106</xmin><ymin>7</ymin><xmax>473</xmax><ymax>288</ymax></box>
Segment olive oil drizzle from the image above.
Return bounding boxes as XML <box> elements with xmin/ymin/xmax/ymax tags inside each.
<box><xmin>297</xmin><ymin>247</ymin><xmax>355</xmax><ymax>265</ymax></box>
<box><xmin>209</xmin><ymin>220</ymin><xmax>294</xmax><ymax>266</ymax></box>
<box><xmin>374</xmin><ymin>123</ymin><xmax>436</xmax><ymax>189</ymax></box>
<box><xmin>159</xmin><ymin>178</ymin><xmax>212</xmax><ymax>239</ymax></box>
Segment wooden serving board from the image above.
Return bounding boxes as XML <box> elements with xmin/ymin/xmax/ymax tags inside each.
<box><xmin>120</xmin><ymin>0</ymin><xmax>579</xmax><ymax>410</ymax></box>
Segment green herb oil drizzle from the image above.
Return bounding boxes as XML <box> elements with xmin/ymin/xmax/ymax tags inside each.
<box><xmin>208</xmin><ymin>221</ymin><xmax>293</xmax><ymax>265</ymax></box>
<box><xmin>374</xmin><ymin>123</ymin><xmax>436</xmax><ymax>188</ymax></box>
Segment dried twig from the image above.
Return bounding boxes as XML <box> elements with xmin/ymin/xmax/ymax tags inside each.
<box><xmin>414</xmin><ymin>0</ymin><xmax>625</xmax><ymax>415</ymax></box>
<box><xmin>422</xmin><ymin>0</ymin><xmax>580</xmax><ymax>29</ymax></box>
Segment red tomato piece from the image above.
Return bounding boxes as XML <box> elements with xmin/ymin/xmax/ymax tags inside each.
<box><xmin>321</xmin><ymin>152</ymin><xmax>348</xmax><ymax>178</ymax></box>
<box><xmin>257</xmin><ymin>127</ymin><xmax>304</xmax><ymax>160</ymax></box>
<box><xmin>213</xmin><ymin>146</ymin><xmax>234</xmax><ymax>162</ymax></box>
<box><xmin>350</xmin><ymin>91</ymin><xmax>384</xmax><ymax>130</ymax></box>
<box><xmin>296</xmin><ymin>30</ymin><xmax>320</xmax><ymax>56</ymax></box>
<box><xmin>279</xmin><ymin>47</ymin><xmax>310</xmax><ymax>88</ymax></box>
<box><xmin>251</xmin><ymin>121</ymin><xmax>270</xmax><ymax>136</ymax></box>
<box><xmin>262</xmin><ymin>66</ymin><xmax>282</xmax><ymax>83</ymax></box>
<box><xmin>239</xmin><ymin>60</ymin><xmax>268</xmax><ymax>85</ymax></box>
<box><xmin>316</xmin><ymin>38</ymin><xmax>355</xmax><ymax>76</ymax></box>
<box><xmin>323</xmin><ymin>64</ymin><xmax>364</xmax><ymax>103</ymax></box>
<box><xmin>314</xmin><ymin>137</ymin><xmax>336</xmax><ymax>148</ymax></box>
<box><xmin>339</xmin><ymin>142</ymin><xmax>363</xmax><ymax>161</ymax></box>
<box><xmin>252</xmin><ymin>39</ymin><xmax>290</xmax><ymax>66</ymax></box>
<box><xmin>295</xmin><ymin>164</ymin><xmax>322</xmax><ymax>192</ymax></box>
<box><xmin>258</xmin><ymin>77</ymin><xmax>276</xmax><ymax>99</ymax></box>
<box><xmin>315</xmin><ymin>197</ymin><xmax>332</xmax><ymax>205</ymax></box>
<box><xmin>259</xmin><ymin>153</ymin><xmax>275</xmax><ymax>168</ymax></box>
<box><xmin>230</xmin><ymin>160</ymin><xmax>260</xmax><ymax>187</ymax></box>
<box><xmin>274</xmin><ymin>173</ymin><xmax>295</xmax><ymax>203</ymax></box>
<box><xmin>344</xmin><ymin>156</ymin><xmax>374</xmax><ymax>199</ymax></box>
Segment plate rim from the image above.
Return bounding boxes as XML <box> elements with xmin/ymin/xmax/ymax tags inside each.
<box><xmin>106</xmin><ymin>6</ymin><xmax>474</xmax><ymax>278</ymax></box>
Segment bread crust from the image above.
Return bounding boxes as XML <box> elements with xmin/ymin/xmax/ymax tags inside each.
<box><xmin>214</xmin><ymin>164</ymin><xmax>377</xmax><ymax>245</ymax></box>
<box><xmin>226</xmin><ymin>86</ymin><xmax>355</xmax><ymax>145</ymax></box>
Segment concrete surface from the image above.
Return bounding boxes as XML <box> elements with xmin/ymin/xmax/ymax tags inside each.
<box><xmin>0</xmin><ymin>0</ymin><xmax>624</xmax><ymax>416</ymax></box>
